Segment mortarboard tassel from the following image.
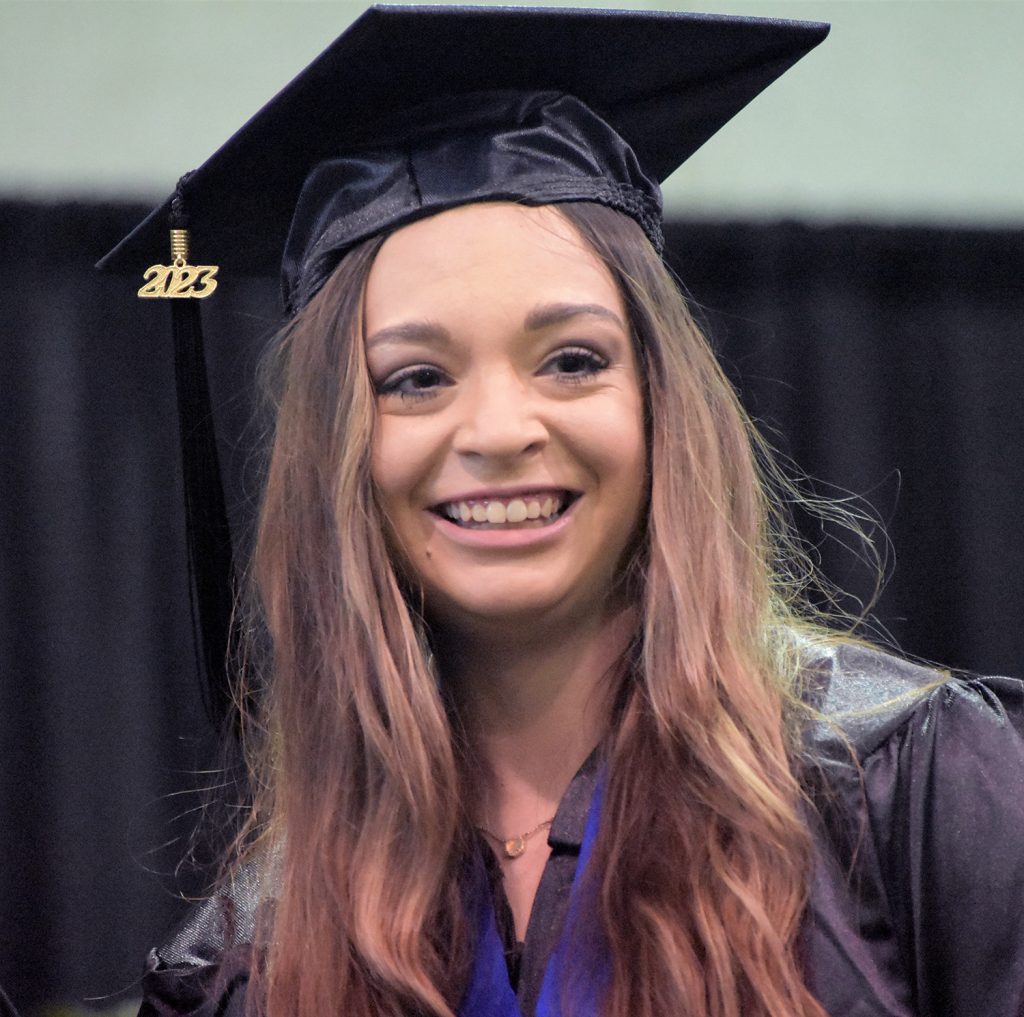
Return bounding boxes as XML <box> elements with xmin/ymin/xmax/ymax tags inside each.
<box><xmin>139</xmin><ymin>175</ymin><xmax>237</xmax><ymax>733</ymax></box>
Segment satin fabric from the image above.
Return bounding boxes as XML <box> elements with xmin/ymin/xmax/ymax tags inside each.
<box><xmin>460</xmin><ymin>780</ymin><xmax>608</xmax><ymax>1017</ymax></box>
<box><xmin>137</xmin><ymin>646</ymin><xmax>1024</xmax><ymax>1017</ymax></box>
<box><xmin>280</xmin><ymin>91</ymin><xmax>662</xmax><ymax>314</ymax></box>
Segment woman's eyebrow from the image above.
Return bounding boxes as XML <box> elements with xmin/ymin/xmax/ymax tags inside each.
<box><xmin>365</xmin><ymin>320</ymin><xmax>453</xmax><ymax>351</ymax></box>
<box><xmin>523</xmin><ymin>302</ymin><xmax>626</xmax><ymax>333</ymax></box>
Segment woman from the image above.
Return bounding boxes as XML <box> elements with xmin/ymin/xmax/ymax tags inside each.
<box><xmin>108</xmin><ymin>8</ymin><xmax>1024</xmax><ymax>1017</ymax></box>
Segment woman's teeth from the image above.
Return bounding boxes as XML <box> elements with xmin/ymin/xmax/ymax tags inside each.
<box><xmin>439</xmin><ymin>495</ymin><xmax>567</xmax><ymax>528</ymax></box>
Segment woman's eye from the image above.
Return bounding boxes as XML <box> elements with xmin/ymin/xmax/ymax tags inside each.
<box><xmin>377</xmin><ymin>365</ymin><xmax>450</xmax><ymax>401</ymax></box>
<box><xmin>542</xmin><ymin>346</ymin><xmax>610</xmax><ymax>383</ymax></box>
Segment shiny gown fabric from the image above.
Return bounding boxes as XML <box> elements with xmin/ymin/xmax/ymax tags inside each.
<box><xmin>137</xmin><ymin>645</ymin><xmax>1024</xmax><ymax>1017</ymax></box>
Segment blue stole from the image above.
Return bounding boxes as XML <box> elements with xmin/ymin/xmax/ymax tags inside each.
<box><xmin>458</xmin><ymin>779</ymin><xmax>609</xmax><ymax>1017</ymax></box>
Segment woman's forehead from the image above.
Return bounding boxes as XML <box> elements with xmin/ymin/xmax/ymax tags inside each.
<box><xmin>364</xmin><ymin>203</ymin><xmax>624</xmax><ymax>331</ymax></box>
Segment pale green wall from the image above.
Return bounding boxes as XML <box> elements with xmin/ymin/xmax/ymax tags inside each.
<box><xmin>2</xmin><ymin>0</ymin><xmax>1022</xmax><ymax>223</ymax></box>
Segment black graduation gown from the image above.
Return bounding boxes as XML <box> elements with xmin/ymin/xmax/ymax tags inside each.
<box><xmin>137</xmin><ymin>644</ymin><xmax>1024</xmax><ymax>1017</ymax></box>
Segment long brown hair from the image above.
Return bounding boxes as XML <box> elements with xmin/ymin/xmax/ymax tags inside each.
<box><xmin>237</xmin><ymin>201</ymin><xmax>830</xmax><ymax>1017</ymax></box>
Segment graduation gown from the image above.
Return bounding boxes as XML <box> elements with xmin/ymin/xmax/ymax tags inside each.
<box><xmin>137</xmin><ymin>644</ymin><xmax>1024</xmax><ymax>1017</ymax></box>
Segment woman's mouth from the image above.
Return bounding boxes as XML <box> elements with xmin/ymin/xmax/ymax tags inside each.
<box><xmin>431</xmin><ymin>491</ymin><xmax>578</xmax><ymax>529</ymax></box>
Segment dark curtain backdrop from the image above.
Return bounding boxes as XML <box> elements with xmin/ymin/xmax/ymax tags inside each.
<box><xmin>1</xmin><ymin>200</ymin><xmax>1022</xmax><ymax>1013</ymax></box>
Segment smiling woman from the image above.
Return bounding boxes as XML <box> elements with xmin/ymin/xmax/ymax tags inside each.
<box><xmin>100</xmin><ymin>8</ymin><xmax>1024</xmax><ymax>1017</ymax></box>
<box><xmin>367</xmin><ymin>204</ymin><xmax>645</xmax><ymax>633</ymax></box>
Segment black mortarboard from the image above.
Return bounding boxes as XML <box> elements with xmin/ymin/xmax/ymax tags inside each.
<box><xmin>99</xmin><ymin>5</ymin><xmax>829</xmax><ymax>301</ymax></box>
<box><xmin>97</xmin><ymin>5</ymin><xmax>829</xmax><ymax>726</ymax></box>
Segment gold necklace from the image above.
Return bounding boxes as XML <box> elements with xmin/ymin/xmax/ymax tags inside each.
<box><xmin>476</xmin><ymin>817</ymin><xmax>555</xmax><ymax>859</ymax></box>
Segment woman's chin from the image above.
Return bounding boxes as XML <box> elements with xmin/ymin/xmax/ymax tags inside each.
<box><xmin>426</xmin><ymin>582</ymin><xmax>598</xmax><ymax>639</ymax></box>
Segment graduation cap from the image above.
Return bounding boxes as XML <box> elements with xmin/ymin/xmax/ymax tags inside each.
<box><xmin>97</xmin><ymin>5</ymin><xmax>829</xmax><ymax>728</ymax></box>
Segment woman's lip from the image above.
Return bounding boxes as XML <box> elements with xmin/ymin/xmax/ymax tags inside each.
<box><xmin>426</xmin><ymin>496</ymin><xmax>580</xmax><ymax>549</ymax></box>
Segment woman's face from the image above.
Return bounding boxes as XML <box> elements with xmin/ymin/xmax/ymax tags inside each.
<box><xmin>365</xmin><ymin>202</ymin><xmax>647</xmax><ymax>633</ymax></box>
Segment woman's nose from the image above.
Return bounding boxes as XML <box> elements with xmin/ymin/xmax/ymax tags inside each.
<box><xmin>450</xmin><ymin>372</ymin><xmax>548</xmax><ymax>460</ymax></box>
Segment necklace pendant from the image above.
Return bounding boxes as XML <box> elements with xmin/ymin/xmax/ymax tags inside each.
<box><xmin>504</xmin><ymin>836</ymin><xmax>526</xmax><ymax>858</ymax></box>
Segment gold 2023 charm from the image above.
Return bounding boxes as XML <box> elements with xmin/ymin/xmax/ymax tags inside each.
<box><xmin>138</xmin><ymin>228</ymin><xmax>219</xmax><ymax>299</ymax></box>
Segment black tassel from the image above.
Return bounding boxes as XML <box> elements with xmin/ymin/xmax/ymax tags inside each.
<box><xmin>168</xmin><ymin>177</ymin><xmax>237</xmax><ymax>733</ymax></box>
